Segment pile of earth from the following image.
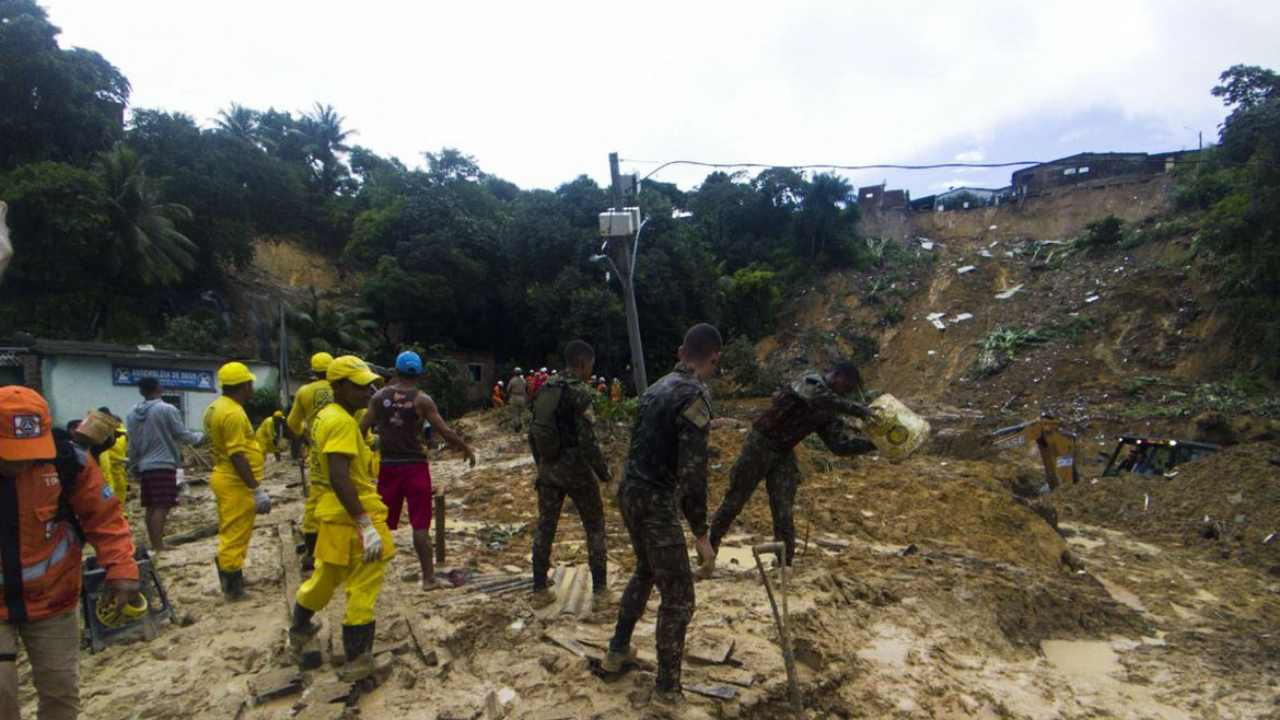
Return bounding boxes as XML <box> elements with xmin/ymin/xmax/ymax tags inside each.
<box><xmin>1055</xmin><ymin>441</ymin><xmax>1280</xmax><ymax>572</ymax></box>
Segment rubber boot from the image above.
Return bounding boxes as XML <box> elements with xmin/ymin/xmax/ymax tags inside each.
<box><xmin>216</xmin><ymin>561</ymin><xmax>230</xmax><ymax>596</ymax></box>
<box><xmin>288</xmin><ymin>604</ymin><xmax>323</xmax><ymax>647</ymax></box>
<box><xmin>301</xmin><ymin>533</ymin><xmax>317</xmax><ymax>573</ymax></box>
<box><xmin>337</xmin><ymin>622</ymin><xmax>377</xmax><ymax>682</ymax></box>
<box><xmin>224</xmin><ymin>569</ymin><xmax>247</xmax><ymax>602</ymax></box>
<box><xmin>215</xmin><ymin>560</ymin><xmax>241</xmax><ymax>601</ymax></box>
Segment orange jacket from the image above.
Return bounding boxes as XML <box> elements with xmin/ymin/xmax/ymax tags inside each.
<box><xmin>0</xmin><ymin>449</ymin><xmax>139</xmax><ymax>622</ymax></box>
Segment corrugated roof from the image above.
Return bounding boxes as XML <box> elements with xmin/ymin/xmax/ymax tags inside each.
<box><xmin>18</xmin><ymin>338</ymin><xmax>232</xmax><ymax>363</ymax></box>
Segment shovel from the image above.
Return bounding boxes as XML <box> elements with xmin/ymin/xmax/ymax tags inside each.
<box><xmin>752</xmin><ymin>541</ymin><xmax>804</xmax><ymax>720</ymax></box>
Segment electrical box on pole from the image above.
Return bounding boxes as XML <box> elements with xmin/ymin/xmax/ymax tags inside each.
<box><xmin>598</xmin><ymin>207</ymin><xmax>641</xmax><ymax>237</ymax></box>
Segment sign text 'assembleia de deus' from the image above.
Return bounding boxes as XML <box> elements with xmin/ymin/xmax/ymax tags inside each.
<box><xmin>112</xmin><ymin>365</ymin><xmax>216</xmax><ymax>392</ymax></box>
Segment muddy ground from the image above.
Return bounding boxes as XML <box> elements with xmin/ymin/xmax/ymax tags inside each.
<box><xmin>16</xmin><ymin>402</ymin><xmax>1279</xmax><ymax>720</ymax></box>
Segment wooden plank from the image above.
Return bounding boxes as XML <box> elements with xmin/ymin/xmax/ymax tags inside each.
<box><xmin>277</xmin><ymin>522</ymin><xmax>322</xmax><ymax>670</ymax></box>
<box><xmin>542</xmin><ymin>630</ymin><xmax>589</xmax><ymax>659</ymax></box>
<box><xmin>165</xmin><ymin>523</ymin><xmax>219</xmax><ymax>547</ymax></box>
<box><xmin>685</xmin><ymin>683</ymin><xmax>738</xmax><ymax>700</ymax></box>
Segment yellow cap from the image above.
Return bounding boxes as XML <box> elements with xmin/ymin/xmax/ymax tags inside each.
<box><xmin>273</xmin><ymin>410</ymin><xmax>284</xmax><ymax>418</ymax></box>
<box><xmin>310</xmin><ymin>351</ymin><xmax>334</xmax><ymax>374</ymax></box>
<box><xmin>218</xmin><ymin>362</ymin><xmax>256</xmax><ymax>387</ymax></box>
<box><xmin>326</xmin><ymin>356</ymin><xmax>380</xmax><ymax>386</ymax></box>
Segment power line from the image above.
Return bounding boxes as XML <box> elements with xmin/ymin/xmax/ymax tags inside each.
<box><xmin>623</xmin><ymin>154</ymin><xmax>1231</xmax><ymax>184</ymax></box>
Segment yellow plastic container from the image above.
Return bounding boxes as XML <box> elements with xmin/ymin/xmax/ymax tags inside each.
<box><xmin>863</xmin><ymin>394</ymin><xmax>930</xmax><ymax>462</ymax></box>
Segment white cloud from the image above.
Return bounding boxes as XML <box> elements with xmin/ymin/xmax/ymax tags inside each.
<box><xmin>954</xmin><ymin>150</ymin><xmax>986</xmax><ymax>163</ymax></box>
<box><xmin>40</xmin><ymin>0</ymin><xmax>1280</xmax><ymax>192</ymax></box>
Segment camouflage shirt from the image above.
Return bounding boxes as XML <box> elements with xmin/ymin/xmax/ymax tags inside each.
<box><xmin>752</xmin><ymin>372</ymin><xmax>872</xmax><ymax>451</ymax></box>
<box><xmin>623</xmin><ymin>362</ymin><xmax>713</xmax><ymax>537</ymax></box>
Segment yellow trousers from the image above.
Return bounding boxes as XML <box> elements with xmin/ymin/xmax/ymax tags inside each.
<box><xmin>296</xmin><ymin>523</ymin><xmax>392</xmax><ymax>626</ymax></box>
<box><xmin>301</xmin><ymin>480</ymin><xmax>328</xmax><ymax>535</ymax></box>
<box><xmin>210</xmin><ymin>471</ymin><xmax>256</xmax><ymax>572</ymax></box>
<box><xmin>107</xmin><ymin>469</ymin><xmax>128</xmax><ymax>507</ymax></box>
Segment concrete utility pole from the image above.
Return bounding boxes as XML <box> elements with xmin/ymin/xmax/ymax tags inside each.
<box><xmin>607</xmin><ymin>152</ymin><xmax>648</xmax><ymax>395</ymax></box>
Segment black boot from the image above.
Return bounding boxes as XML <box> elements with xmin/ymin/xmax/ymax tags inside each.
<box><xmin>301</xmin><ymin>533</ymin><xmax>318</xmax><ymax>573</ymax></box>
<box><xmin>224</xmin><ymin>569</ymin><xmax>247</xmax><ymax>602</ymax></box>
<box><xmin>215</xmin><ymin>560</ymin><xmax>230</xmax><ymax>596</ymax></box>
<box><xmin>288</xmin><ymin>604</ymin><xmax>323</xmax><ymax>646</ymax></box>
<box><xmin>338</xmin><ymin>622</ymin><xmax>376</xmax><ymax>682</ymax></box>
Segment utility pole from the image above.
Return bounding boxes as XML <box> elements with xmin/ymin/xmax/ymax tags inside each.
<box><xmin>607</xmin><ymin>152</ymin><xmax>648</xmax><ymax>395</ymax></box>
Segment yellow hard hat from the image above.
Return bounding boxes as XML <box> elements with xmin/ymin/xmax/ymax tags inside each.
<box><xmin>326</xmin><ymin>355</ymin><xmax>380</xmax><ymax>385</ymax></box>
<box><xmin>273</xmin><ymin>410</ymin><xmax>284</xmax><ymax>418</ymax></box>
<box><xmin>310</xmin><ymin>352</ymin><xmax>335</xmax><ymax>374</ymax></box>
<box><xmin>218</xmin><ymin>362</ymin><xmax>256</xmax><ymax>387</ymax></box>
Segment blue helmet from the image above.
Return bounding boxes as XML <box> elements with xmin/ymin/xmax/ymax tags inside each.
<box><xmin>395</xmin><ymin>351</ymin><xmax>423</xmax><ymax>376</ymax></box>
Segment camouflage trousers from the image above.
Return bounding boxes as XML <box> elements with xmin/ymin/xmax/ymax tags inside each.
<box><xmin>509</xmin><ymin>401</ymin><xmax>526</xmax><ymax>431</ymax></box>
<box><xmin>610</xmin><ymin>480</ymin><xmax>694</xmax><ymax>692</ymax></box>
<box><xmin>709</xmin><ymin>430</ymin><xmax>802</xmax><ymax>565</ymax></box>
<box><xmin>532</xmin><ymin>459</ymin><xmax>607</xmax><ymax>590</ymax></box>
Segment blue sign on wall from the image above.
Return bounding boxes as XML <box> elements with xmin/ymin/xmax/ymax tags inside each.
<box><xmin>112</xmin><ymin>365</ymin><xmax>216</xmax><ymax>392</ymax></box>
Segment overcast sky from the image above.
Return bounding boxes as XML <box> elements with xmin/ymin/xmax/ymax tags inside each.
<box><xmin>41</xmin><ymin>0</ymin><xmax>1280</xmax><ymax>197</ymax></box>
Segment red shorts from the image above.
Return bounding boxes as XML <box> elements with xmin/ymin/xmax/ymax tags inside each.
<box><xmin>140</xmin><ymin>469</ymin><xmax>180</xmax><ymax>509</ymax></box>
<box><xmin>378</xmin><ymin>461</ymin><xmax>432</xmax><ymax>530</ymax></box>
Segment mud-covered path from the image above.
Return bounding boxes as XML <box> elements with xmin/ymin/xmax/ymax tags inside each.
<box><xmin>24</xmin><ymin>415</ymin><xmax>1279</xmax><ymax>720</ymax></box>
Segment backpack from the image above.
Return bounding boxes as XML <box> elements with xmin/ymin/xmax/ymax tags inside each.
<box><xmin>528</xmin><ymin>380</ymin><xmax>577</xmax><ymax>462</ymax></box>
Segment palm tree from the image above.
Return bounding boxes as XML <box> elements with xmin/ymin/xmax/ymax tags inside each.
<box><xmin>96</xmin><ymin>142</ymin><xmax>197</xmax><ymax>286</ymax></box>
<box><xmin>214</xmin><ymin>102</ymin><xmax>261</xmax><ymax>144</ymax></box>
<box><xmin>299</xmin><ymin>103</ymin><xmax>356</xmax><ymax>195</ymax></box>
<box><xmin>285</xmin><ymin>287</ymin><xmax>378</xmax><ymax>356</ymax></box>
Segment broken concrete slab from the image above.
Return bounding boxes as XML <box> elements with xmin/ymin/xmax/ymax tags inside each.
<box><xmin>709</xmin><ymin>667</ymin><xmax>756</xmax><ymax>687</ymax></box>
<box><xmin>248</xmin><ymin>667</ymin><xmax>303</xmax><ymax>704</ymax></box>
<box><xmin>303</xmin><ymin>680</ymin><xmax>356</xmax><ymax>706</ymax></box>
<box><xmin>687</xmin><ymin>634</ymin><xmax>735</xmax><ymax>664</ymax></box>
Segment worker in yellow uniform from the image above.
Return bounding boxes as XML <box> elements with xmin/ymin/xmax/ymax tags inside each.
<box><xmin>288</xmin><ymin>356</ymin><xmax>391</xmax><ymax>682</ymax></box>
<box><xmin>287</xmin><ymin>352</ymin><xmax>335</xmax><ymax>571</ymax></box>
<box><xmin>256</xmin><ymin>410</ymin><xmax>287</xmax><ymax>462</ymax></box>
<box><xmin>102</xmin><ymin>426</ymin><xmax>130</xmax><ymax>506</ymax></box>
<box><xmin>204</xmin><ymin>362</ymin><xmax>269</xmax><ymax>601</ymax></box>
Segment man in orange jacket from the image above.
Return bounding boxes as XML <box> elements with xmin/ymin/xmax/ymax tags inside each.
<box><xmin>0</xmin><ymin>386</ymin><xmax>141</xmax><ymax>720</ymax></box>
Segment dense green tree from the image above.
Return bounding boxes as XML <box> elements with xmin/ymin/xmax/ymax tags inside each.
<box><xmin>0</xmin><ymin>0</ymin><xmax>130</xmax><ymax>168</ymax></box>
<box><xmin>1178</xmin><ymin>64</ymin><xmax>1280</xmax><ymax>375</ymax></box>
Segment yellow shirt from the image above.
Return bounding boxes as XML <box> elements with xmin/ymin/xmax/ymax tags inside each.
<box><xmin>256</xmin><ymin>417</ymin><xmax>282</xmax><ymax>456</ymax></box>
<box><xmin>311</xmin><ymin>403</ymin><xmax>386</xmax><ymax>524</ymax></box>
<box><xmin>287</xmin><ymin>379</ymin><xmax>333</xmax><ymax>438</ymax></box>
<box><xmin>203</xmin><ymin>395</ymin><xmax>264</xmax><ymax>480</ymax></box>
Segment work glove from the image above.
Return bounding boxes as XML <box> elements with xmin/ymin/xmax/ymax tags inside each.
<box><xmin>355</xmin><ymin>513</ymin><xmax>383</xmax><ymax>563</ymax></box>
<box><xmin>254</xmin><ymin>488</ymin><xmax>272</xmax><ymax>514</ymax></box>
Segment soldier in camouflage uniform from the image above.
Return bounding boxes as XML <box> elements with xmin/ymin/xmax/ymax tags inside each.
<box><xmin>603</xmin><ymin>324</ymin><xmax>722</xmax><ymax>715</ymax></box>
<box><xmin>528</xmin><ymin>341</ymin><xmax>613</xmax><ymax>608</ymax></box>
<box><xmin>709</xmin><ymin>361</ymin><xmax>877</xmax><ymax>566</ymax></box>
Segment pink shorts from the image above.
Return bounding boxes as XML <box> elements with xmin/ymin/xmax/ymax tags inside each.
<box><xmin>378</xmin><ymin>461</ymin><xmax>433</xmax><ymax>530</ymax></box>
